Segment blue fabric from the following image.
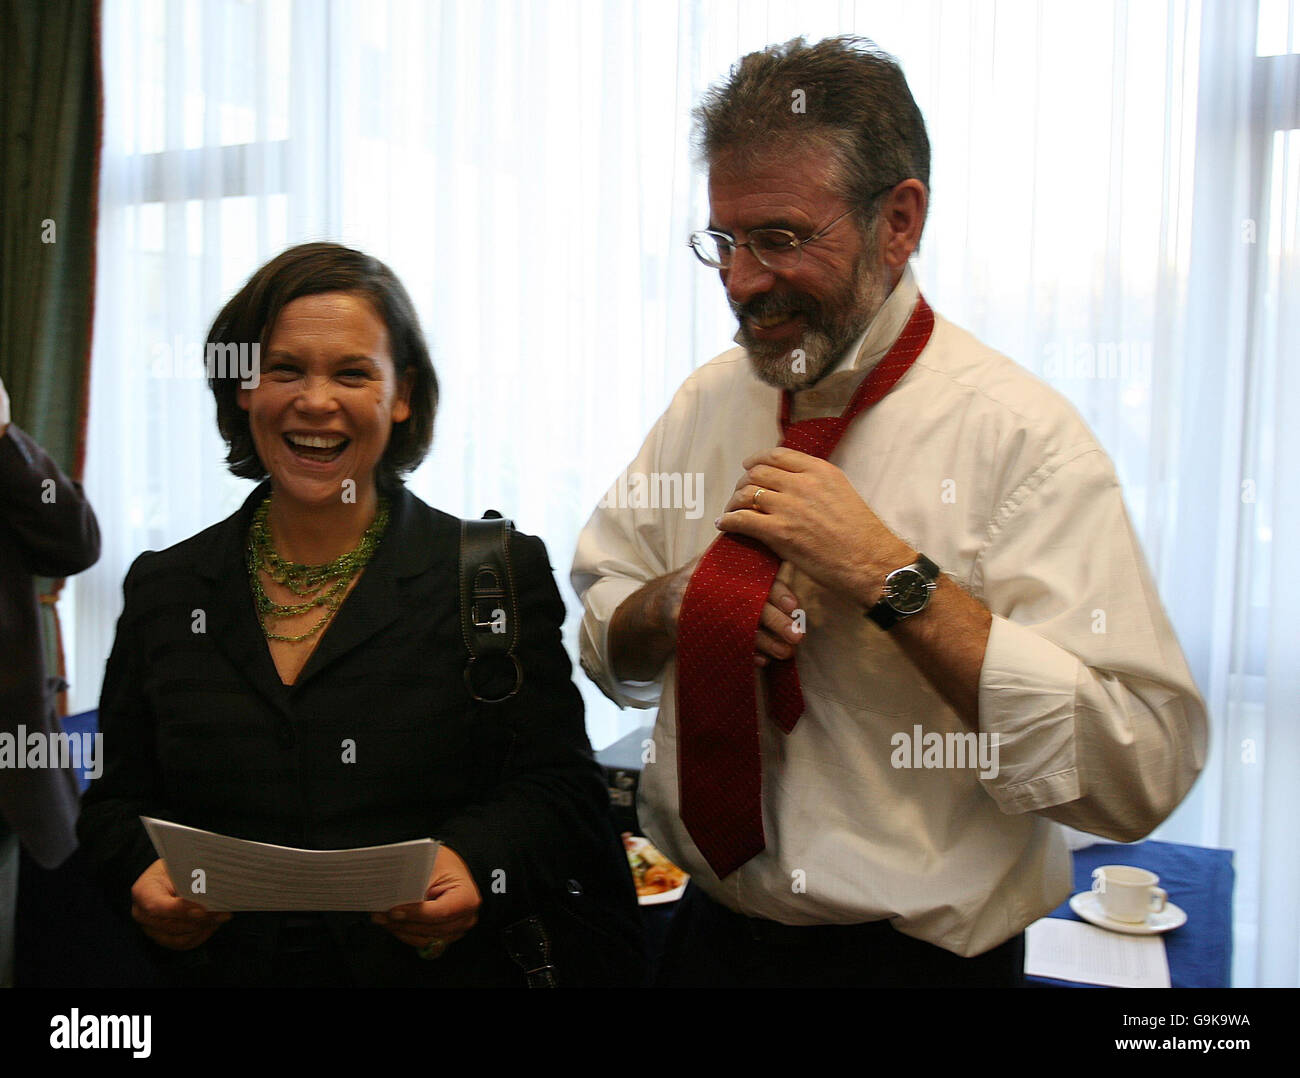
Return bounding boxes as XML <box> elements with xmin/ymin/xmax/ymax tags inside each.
<box><xmin>63</xmin><ymin>709</ymin><xmax>98</xmax><ymax>794</ymax></box>
<box><xmin>1028</xmin><ymin>839</ymin><xmax>1235</xmax><ymax>988</ymax></box>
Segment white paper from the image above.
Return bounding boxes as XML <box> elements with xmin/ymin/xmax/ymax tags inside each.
<box><xmin>1025</xmin><ymin>917</ymin><xmax>1171</xmax><ymax>988</ymax></box>
<box><xmin>141</xmin><ymin>817</ymin><xmax>439</xmax><ymax>912</ymax></box>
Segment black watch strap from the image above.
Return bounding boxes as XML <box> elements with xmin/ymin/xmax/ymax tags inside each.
<box><xmin>866</xmin><ymin>553</ymin><xmax>940</xmax><ymax>630</ymax></box>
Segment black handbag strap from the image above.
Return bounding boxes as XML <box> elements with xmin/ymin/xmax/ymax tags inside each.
<box><xmin>502</xmin><ymin>915</ymin><xmax>559</xmax><ymax>988</ymax></box>
<box><xmin>459</xmin><ymin>511</ymin><xmax>522</xmax><ymax>703</ymax></box>
<box><xmin>459</xmin><ymin>512</ymin><xmax>559</xmax><ymax>985</ymax></box>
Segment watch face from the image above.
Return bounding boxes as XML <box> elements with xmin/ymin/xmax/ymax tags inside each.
<box><xmin>886</xmin><ymin>568</ymin><xmax>932</xmax><ymax>614</ymax></box>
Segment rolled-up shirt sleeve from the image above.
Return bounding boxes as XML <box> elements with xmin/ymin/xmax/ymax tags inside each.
<box><xmin>974</xmin><ymin>445</ymin><xmax>1208</xmax><ymax>842</ymax></box>
<box><xmin>574</xmin><ymin>571</ymin><xmax>663</xmax><ymax>709</ymax></box>
<box><xmin>571</xmin><ymin>410</ymin><xmax>681</xmax><ymax>711</ymax></box>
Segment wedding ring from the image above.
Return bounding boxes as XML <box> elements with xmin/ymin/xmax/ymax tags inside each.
<box><xmin>418</xmin><ymin>938</ymin><xmax>448</xmax><ymax>960</ymax></box>
<box><xmin>752</xmin><ymin>487</ymin><xmax>766</xmax><ymax>510</ymax></box>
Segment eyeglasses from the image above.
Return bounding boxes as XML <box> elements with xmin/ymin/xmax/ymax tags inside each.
<box><xmin>688</xmin><ymin>181</ymin><xmax>900</xmax><ymax>271</ymax></box>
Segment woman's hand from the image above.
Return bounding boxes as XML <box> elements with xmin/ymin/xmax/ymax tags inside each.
<box><xmin>372</xmin><ymin>844</ymin><xmax>482</xmax><ymax>957</ymax></box>
<box><xmin>130</xmin><ymin>859</ymin><xmax>231</xmax><ymax>950</ymax></box>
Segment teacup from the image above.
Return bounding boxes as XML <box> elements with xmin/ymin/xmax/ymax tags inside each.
<box><xmin>1091</xmin><ymin>865</ymin><xmax>1167</xmax><ymax>923</ymax></box>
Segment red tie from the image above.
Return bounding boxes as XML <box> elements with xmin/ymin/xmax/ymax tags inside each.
<box><xmin>675</xmin><ymin>295</ymin><xmax>935</xmax><ymax>878</ymax></box>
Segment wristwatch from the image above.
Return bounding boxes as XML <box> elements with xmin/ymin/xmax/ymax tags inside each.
<box><xmin>866</xmin><ymin>553</ymin><xmax>940</xmax><ymax>629</ymax></box>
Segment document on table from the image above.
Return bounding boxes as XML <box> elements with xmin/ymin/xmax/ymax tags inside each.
<box><xmin>141</xmin><ymin>817</ymin><xmax>439</xmax><ymax>912</ymax></box>
<box><xmin>1025</xmin><ymin>917</ymin><xmax>1171</xmax><ymax>988</ymax></box>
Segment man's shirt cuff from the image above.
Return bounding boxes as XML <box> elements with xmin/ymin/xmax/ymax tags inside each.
<box><xmin>977</xmin><ymin>614</ymin><xmax>1083</xmax><ymax>812</ymax></box>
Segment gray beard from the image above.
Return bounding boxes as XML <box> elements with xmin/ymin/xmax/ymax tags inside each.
<box><xmin>744</xmin><ymin>323</ymin><xmax>847</xmax><ymax>390</ymax></box>
<box><xmin>737</xmin><ymin>256</ymin><xmax>890</xmax><ymax>391</ymax></box>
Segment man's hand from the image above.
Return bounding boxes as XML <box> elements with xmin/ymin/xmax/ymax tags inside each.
<box><xmin>609</xmin><ymin>555</ymin><xmax>805</xmax><ymax>680</ymax></box>
<box><xmin>0</xmin><ymin>375</ymin><xmax>10</xmax><ymax>437</ymax></box>
<box><xmin>717</xmin><ymin>448</ymin><xmax>915</xmax><ymax>607</ymax></box>
<box><xmin>131</xmin><ymin>859</ymin><xmax>231</xmax><ymax>950</ymax></box>
<box><xmin>372</xmin><ymin>844</ymin><xmax>481</xmax><ymax>957</ymax></box>
<box><xmin>720</xmin><ymin>447</ymin><xmax>993</xmax><ymax>728</ymax></box>
<box><xmin>751</xmin><ymin>577</ymin><xmax>805</xmax><ymax>668</ymax></box>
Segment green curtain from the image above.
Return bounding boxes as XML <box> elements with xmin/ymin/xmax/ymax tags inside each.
<box><xmin>0</xmin><ymin>0</ymin><xmax>102</xmax><ymax>707</ymax></box>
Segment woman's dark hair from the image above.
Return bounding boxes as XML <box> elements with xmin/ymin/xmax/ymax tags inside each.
<box><xmin>206</xmin><ymin>242</ymin><xmax>438</xmax><ymax>491</ymax></box>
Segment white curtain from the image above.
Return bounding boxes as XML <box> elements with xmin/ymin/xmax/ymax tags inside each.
<box><xmin>72</xmin><ymin>0</ymin><xmax>1298</xmax><ymax>986</ymax></box>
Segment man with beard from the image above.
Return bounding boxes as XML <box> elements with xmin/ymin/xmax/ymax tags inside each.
<box><xmin>571</xmin><ymin>36</ymin><xmax>1206</xmax><ymax>986</ymax></box>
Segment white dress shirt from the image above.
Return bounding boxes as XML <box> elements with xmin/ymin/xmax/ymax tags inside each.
<box><xmin>571</xmin><ymin>265</ymin><xmax>1207</xmax><ymax>956</ymax></box>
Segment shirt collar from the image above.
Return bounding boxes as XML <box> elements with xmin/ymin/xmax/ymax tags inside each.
<box><xmin>827</xmin><ymin>262</ymin><xmax>919</xmax><ymax>379</ymax></box>
<box><xmin>786</xmin><ymin>263</ymin><xmax>919</xmax><ymax>420</ymax></box>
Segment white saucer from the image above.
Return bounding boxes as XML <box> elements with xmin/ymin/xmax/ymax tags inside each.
<box><xmin>1069</xmin><ymin>891</ymin><xmax>1187</xmax><ymax>935</ymax></box>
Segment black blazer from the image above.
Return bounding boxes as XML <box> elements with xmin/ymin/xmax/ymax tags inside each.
<box><xmin>77</xmin><ymin>481</ymin><xmax>643</xmax><ymax>986</ymax></box>
<box><xmin>0</xmin><ymin>424</ymin><xmax>100</xmax><ymax>868</ymax></box>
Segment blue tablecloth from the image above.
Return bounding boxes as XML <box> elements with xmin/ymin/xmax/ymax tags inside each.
<box><xmin>62</xmin><ymin>709</ymin><xmax>99</xmax><ymax>794</ymax></box>
<box><xmin>1029</xmin><ymin>839</ymin><xmax>1235</xmax><ymax>988</ymax></box>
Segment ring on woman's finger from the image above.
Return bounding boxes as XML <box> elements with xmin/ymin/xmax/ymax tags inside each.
<box><xmin>418</xmin><ymin>937</ymin><xmax>448</xmax><ymax>960</ymax></box>
<box><xmin>752</xmin><ymin>487</ymin><xmax>767</xmax><ymax>510</ymax></box>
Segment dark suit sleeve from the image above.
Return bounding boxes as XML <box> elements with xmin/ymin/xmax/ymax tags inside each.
<box><xmin>0</xmin><ymin>424</ymin><xmax>100</xmax><ymax>577</ymax></box>
<box><xmin>76</xmin><ymin>554</ymin><xmax>168</xmax><ymax>916</ymax></box>
<box><xmin>434</xmin><ymin>531</ymin><xmax>620</xmax><ymax>929</ymax></box>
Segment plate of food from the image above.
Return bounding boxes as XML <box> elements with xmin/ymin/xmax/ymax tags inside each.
<box><xmin>622</xmin><ymin>832</ymin><xmax>688</xmax><ymax>904</ymax></box>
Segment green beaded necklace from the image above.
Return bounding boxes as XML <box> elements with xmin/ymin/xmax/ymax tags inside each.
<box><xmin>247</xmin><ymin>494</ymin><xmax>390</xmax><ymax>642</ymax></box>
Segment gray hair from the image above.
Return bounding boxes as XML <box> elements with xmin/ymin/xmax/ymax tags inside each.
<box><xmin>694</xmin><ymin>36</ymin><xmax>930</xmax><ymax>236</ymax></box>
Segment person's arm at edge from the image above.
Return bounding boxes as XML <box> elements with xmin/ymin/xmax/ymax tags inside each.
<box><xmin>0</xmin><ymin>407</ymin><xmax>101</xmax><ymax>578</ymax></box>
